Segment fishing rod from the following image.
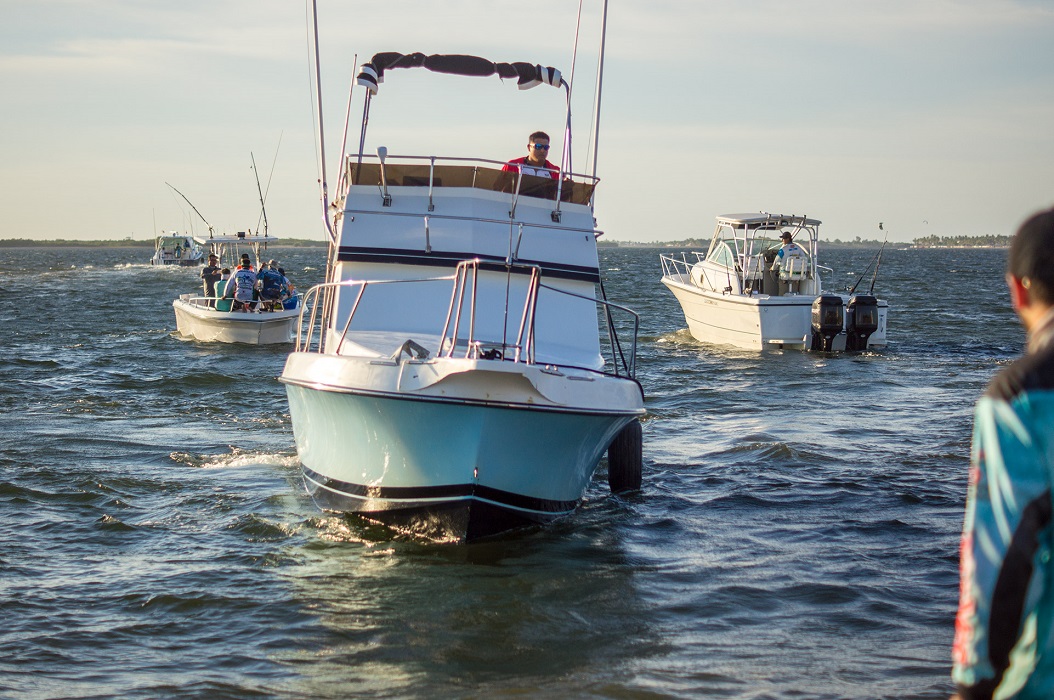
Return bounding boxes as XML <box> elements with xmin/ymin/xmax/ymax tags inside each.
<box><xmin>252</xmin><ymin>134</ymin><xmax>283</xmax><ymax>235</ymax></box>
<box><xmin>849</xmin><ymin>222</ymin><xmax>887</xmax><ymax>294</ymax></box>
<box><xmin>869</xmin><ymin>231</ymin><xmax>889</xmax><ymax>295</ymax></box>
<box><xmin>251</xmin><ymin>152</ymin><xmax>268</xmax><ymax>238</ymax></box>
<box><xmin>165</xmin><ymin>182</ymin><xmax>214</xmax><ymax>237</ymax></box>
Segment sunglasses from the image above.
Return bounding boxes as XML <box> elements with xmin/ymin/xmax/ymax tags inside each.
<box><xmin>530</xmin><ymin>144</ymin><xmax>550</xmax><ymax>150</ymax></box>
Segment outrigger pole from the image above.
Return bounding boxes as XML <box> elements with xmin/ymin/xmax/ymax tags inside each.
<box><xmin>165</xmin><ymin>182</ymin><xmax>214</xmax><ymax>237</ymax></box>
<box><xmin>307</xmin><ymin>0</ymin><xmax>335</xmax><ymax>243</ymax></box>
<box><xmin>588</xmin><ymin>0</ymin><xmax>629</xmax><ymax>373</ymax></box>
<box><xmin>590</xmin><ymin>0</ymin><xmax>609</xmax><ymax>182</ymax></box>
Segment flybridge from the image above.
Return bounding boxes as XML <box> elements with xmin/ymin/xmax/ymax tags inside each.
<box><xmin>356</xmin><ymin>52</ymin><xmax>565</xmax><ymax>94</ymax></box>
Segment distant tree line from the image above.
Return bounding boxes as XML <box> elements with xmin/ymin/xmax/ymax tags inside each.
<box><xmin>909</xmin><ymin>234</ymin><xmax>1011</xmax><ymax>248</ymax></box>
<box><xmin>604</xmin><ymin>234</ymin><xmax>1012</xmax><ymax>249</ymax></box>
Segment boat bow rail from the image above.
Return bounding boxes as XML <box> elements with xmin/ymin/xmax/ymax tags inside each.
<box><xmin>296</xmin><ymin>259</ymin><xmax>639</xmax><ymax>378</ymax></box>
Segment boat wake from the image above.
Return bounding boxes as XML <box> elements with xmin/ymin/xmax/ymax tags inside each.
<box><xmin>171</xmin><ymin>449</ymin><xmax>299</xmax><ymax>470</ymax></box>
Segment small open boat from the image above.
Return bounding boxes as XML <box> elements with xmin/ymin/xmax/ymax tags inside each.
<box><xmin>660</xmin><ymin>212</ymin><xmax>889</xmax><ymax>351</ymax></box>
<box><xmin>172</xmin><ymin>232</ymin><xmax>301</xmax><ymax>345</ymax></box>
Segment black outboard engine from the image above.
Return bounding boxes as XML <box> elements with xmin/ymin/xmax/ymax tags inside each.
<box><xmin>810</xmin><ymin>295</ymin><xmax>844</xmax><ymax>351</ymax></box>
<box><xmin>845</xmin><ymin>294</ymin><xmax>880</xmax><ymax>351</ymax></box>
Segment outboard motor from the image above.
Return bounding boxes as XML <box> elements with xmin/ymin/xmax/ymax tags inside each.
<box><xmin>810</xmin><ymin>295</ymin><xmax>844</xmax><ymax>352</ymax></box>
<box><xmin>846</xmin><ymin>294</ymin><xmax>879</xmax><ymax>351</ymax></box>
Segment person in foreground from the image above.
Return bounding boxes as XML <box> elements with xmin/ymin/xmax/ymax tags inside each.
<box><xmin>952</xmin><ymin>206</ymin><xmax>1054</xmax><ymax>700</ymax></box>
<box><xmin>502</xmin><ymin>131</ymin><xmax>558</xmax><ymax>179</ymax></box>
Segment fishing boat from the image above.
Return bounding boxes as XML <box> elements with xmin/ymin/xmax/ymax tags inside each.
<box><xmin>172</xmin><ymin>232</ymin><xmax>301</xmax><ymax>345</ymax></box>
<box><xmin>279</xmin><ymin>4</ymin><xmax>645</xmax><ymax>542</ymax></box>
<box><xmin>170</xmin><ymin>163</ymin><xmax>301</xmax><ymax>345</ymax></box>
<box><xmin>659</xmin><ymin>213</ymin><xmax>889</xmax><ymax>351</ymax></box>
<box><xmin>149</xmin><ymin>232</ymin><xmax>204</xmax><ymax>266</ymax></box>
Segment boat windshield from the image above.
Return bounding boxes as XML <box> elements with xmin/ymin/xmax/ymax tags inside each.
<box><xmin>706</xmin><ymin>240</ymin><xmax>736</xmax><ymax>268</ymax></box>
<box><xmin>751</xmin><ymin>234</ymin><xmax>784</xmax><ymax>256</ymax></box>
<box><xmin>159</xmin><ymin>236</ymin><xmax>192</xmax><ymax>247</ymax></box>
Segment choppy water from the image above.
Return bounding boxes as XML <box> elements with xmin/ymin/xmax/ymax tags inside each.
<box><xmin>0</xmin><ymin>244</ymin><xmax>1019</xmax><ymax>698</ymax></box>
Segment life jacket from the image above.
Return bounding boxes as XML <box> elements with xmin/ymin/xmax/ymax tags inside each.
<box><xmin>258</xmin><ymin>269</ymin><xmax>284</xmax><ymax>299</ymax></box>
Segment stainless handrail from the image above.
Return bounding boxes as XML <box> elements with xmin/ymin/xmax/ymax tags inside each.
<box><xmin>295</xmin><ymin>263</ymin><xmax>639</xmax><ymax>378</ymax></box>
<box><xmin>345</xmin><ymin>152</ymin><xmax>600</xmax><ymax>186</ymax></box>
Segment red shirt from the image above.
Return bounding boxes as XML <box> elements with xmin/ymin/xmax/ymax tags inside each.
<box><xmin>502</xmin><ymin>156</ymin><xmax>559</xmax><ymax>179</ymax></box>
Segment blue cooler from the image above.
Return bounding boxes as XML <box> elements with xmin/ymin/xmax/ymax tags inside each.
<box><xmin>282</xmin><ymin>295</ymin><xmax>300</xmax><ymax>311</ymax></box>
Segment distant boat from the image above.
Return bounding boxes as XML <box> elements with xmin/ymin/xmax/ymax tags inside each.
<box><xmin>278</xmin><ymin>2</ymin><xmax>646</xmax><ymax>542</ymax></box>
<box><xmin>149</xmin><ymin>232</ymin><xmax>204</xmax><ymax>266</ymax></box>
<box><xmin>660</xmin><ymin>213</ymin><xmax>889</xmax><ymax>351</ymax></box>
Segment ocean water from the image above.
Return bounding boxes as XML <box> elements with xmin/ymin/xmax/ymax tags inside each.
<box><xmin>0</xmin><ymin>244</ymin><xmax>1019</xmax><ymax>699</ymax></box>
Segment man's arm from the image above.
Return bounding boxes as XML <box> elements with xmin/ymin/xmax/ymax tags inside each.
<box><xmin>953</xmin><ymin>393</ymin><xmax>1052</xmax><ymax>698</ymax></box>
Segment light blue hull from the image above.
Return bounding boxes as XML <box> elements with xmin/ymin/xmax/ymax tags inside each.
<box><xmin>284</xmin><ymin>382</ymin><xmax>637</xmax><ymax>540</ymax></box>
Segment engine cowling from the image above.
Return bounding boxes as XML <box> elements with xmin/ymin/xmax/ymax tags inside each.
<box><xmin>846</xmin><ymin>294</ymin><xmax>879</xmax><ymax>351</ymax></box>
<box><xmin>809</xmin><ymin>295</ymin><xmax>844</xmax><ymax>352</ymax></box>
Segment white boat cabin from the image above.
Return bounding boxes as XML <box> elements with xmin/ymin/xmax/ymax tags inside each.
<box><xmin>691</xmin><ymin>213</ymin><xmax>824</xmax><ymax>298</ymax></box>
<box><xmin>323</xmin><ymin>153</ymin><xmax>612</xmax><ymax>371</ymax></box>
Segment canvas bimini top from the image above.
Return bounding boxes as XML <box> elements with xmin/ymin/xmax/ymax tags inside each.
<box><xmin>356</xmin><ymin>52</ymin><xmax>564</xmax><ymax>94</ymax></box>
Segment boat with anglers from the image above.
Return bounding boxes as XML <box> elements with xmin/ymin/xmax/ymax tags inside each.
<box><xmin>280</xmin><ymin>2</ymin><xmax>645</xmax><ymax>542</ymax></box>
<box><xmin>170</xmin><ymin>161</ymin><xmax>301</xmax><ymax>345</ymax></box>
<box><xmin>150</xmin><ymin>232</ymin><xmax>204</xmax><ymax>266</ymax></box>
<box><xmin>172</xmin><ymin>231</ymin><xmax>301</xmax><ymax>345</ymax></box>
<box><xmin>660</xmin><ymin>212</ymin><xmax>889</xmax><ymax>351</ymax></box>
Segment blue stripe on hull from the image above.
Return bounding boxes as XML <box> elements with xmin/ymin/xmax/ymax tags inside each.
<box><xmin>337</xmin><ymin>246</ymin><xmax>601</xmax><ymax>283</ymax></box>
<box><xmin>302</xmin><ymin>465</ymin><xmax>575</xmax><ymax>541</ymax></box>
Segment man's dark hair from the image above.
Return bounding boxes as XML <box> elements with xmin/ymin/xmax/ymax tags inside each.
<box><xmin>528</xmin><ymin>131</ymin><xmax>550</xmax><ymax>143</ymax></box>
<box><xmin>1009</xmin><ymin>207</ymin><xmax>1054</xmax><ymax>305</ymax></box>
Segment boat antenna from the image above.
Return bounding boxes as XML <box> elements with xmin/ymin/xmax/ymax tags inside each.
<box><xmin>869</xmin><ymin>223</ymin><xmax>888</xmax><ymax>294</ymax></box>
<box><xmin>561</xmin><ymin>0</ymin><xmax>584</xmax><ymax>176</ymax></box>
<box><xmin>307</xmin><ymin>0</ymin><xmax>335</xmax><ymax>242</ymax></box>
<box><xmin>336</xmin><ymin>55</ymin><xmax>358</xmax><ymax>195</ymax></box>
<box><xmin>165</xmin><ymin>182</ymin><xmax>214</xmax><ymax>237</ymax></box>
<box><xmin>568</xmin><ymin>1</ymin><xmax>584</xmax><ymax>98</ymax></box>
<box><xmin>251</xmin><ymin>152</ymin><xmax>269</xmax><ymax>238</ymax></box>
<box><xmin>590</xmin><ymin>0</ymin><xmax>609</xmax><ymax>182</ymax></box>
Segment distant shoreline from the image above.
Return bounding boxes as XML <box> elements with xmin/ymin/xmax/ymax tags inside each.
<box><xmin>601</xmin><ymin>241</ymin><xmax>1008</xmax><ymax>250</ymax></box>
<box><xmin>0</xmin><ymin>239</ymin><xmax>329</xmax><ymax>249</ymax></box>
<box><xmin>0</xmin><ymin>238</ymin><xmax>1007</xmax><ymax>250</ymax></box>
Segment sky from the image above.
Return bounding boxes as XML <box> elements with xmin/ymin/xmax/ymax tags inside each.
<box><xmin>2</xmin><ymin>0</ymin><xmax>1053</xmax><ymax>244</ymax></box>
